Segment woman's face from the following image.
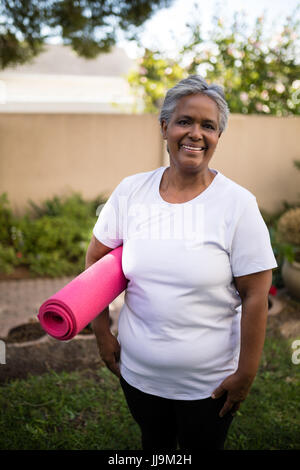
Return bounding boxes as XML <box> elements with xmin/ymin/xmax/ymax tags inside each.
<box><xmin>161</xmin><ymin>93</ymin><xmax>221</xmax><ymax>174</ymax></box>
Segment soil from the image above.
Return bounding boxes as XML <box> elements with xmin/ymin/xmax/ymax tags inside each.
<box><xmin>0</xmin><ymin>320</ymin><xmax>97</xmax><ymax>344</ymax></box>
<box><xmin>0</xmin><ymin>334</ymin><xmax>103</xmax><ymax>384</ymax></box>
<box><xmin>0</xmin><ymin>317</ymin><xmax>112</xmax><ymax>384</ymax></box>
<box><xmin>266</xmin><ymin>294</ymin><xmax>300</xmax><ymax>339</ymax></box>
<box><xmin>2</xmin><ymin>322</ymin><xmax>46</xmax><ymax>343</ymax></box>
<box><xmin>0</xmin><ymin>266</ymin><xmax>38</xmax><ymax>281</ymax></box>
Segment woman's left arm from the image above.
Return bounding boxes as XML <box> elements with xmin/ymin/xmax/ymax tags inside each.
<box><xmin>211</xmin><ymin>269</ymin><xmax>272</xmax><ymax>417</ymax></box>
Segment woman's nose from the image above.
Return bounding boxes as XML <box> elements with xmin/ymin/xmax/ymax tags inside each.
<box><xmin>188</xmin><ymin>124</ymin><xmax>202</xmax><ymax>140</ymax></box>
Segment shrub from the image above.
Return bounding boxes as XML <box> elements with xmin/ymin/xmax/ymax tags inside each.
<box><xmin>0</xmin><ymin>193</ymin><xmax>15</xmax><ymax>245</ymax></box>
<box><xmin>276</xmin><ymin>208</ymin><xmax>300</xmax><ymax>246</ymax></box>
<box><xmin>0</xmin><ymin>192</ymin><xmax>106</xmax><ymax>277</ymax></box>
<box><xmin>276</xmin><ymin>207</ymin><xmax>300</xmax><ymax>262</ymax></box>
<box><xmin>26</xmin><ymin>251</ymin><xmax>83</xmax><ymax>277</ymax></box>
<box><xmin>0</xmin><ymin>243</ymin><xmax>20</xmax><ymax>274</ymax></box>
<box><xmin>28</xmin><ymin>193</ymin><xmax>101</xmax><ymax>221</ymax></box>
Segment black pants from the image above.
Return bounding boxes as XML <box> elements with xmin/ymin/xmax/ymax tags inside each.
<box><xmin>120</xmin><ymin>375</ymin><xmax>234</xmax><ymax>451</ymax></box>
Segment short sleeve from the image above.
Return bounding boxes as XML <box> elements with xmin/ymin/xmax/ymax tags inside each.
<box><xmin>93</xmin><ymin>180</ymin><xmax>126</xmax><ymax>249</ymax></box>
<box><xmin>230</xmin><ymin>198</ymin><xmax>278</xmax><ymax>277</ymax></box>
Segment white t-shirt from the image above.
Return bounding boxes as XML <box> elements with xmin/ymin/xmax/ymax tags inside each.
<box><xmin>93</xmin><ymin>167</ymin><xmax>277</xmax><ymax>400</ymax></box>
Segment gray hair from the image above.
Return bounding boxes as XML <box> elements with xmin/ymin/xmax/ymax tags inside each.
<box><xmin>159</xmin><ymin>75</ymin><xmax>229</xmax><ymax>134</ymax></box>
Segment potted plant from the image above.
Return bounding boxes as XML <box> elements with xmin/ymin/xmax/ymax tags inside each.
<box><xmin>276</xmin><ymin>207</ymin><xmax>300</xmax><ymax>301</ymax></box>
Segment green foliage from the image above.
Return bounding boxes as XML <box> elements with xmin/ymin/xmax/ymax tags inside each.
<box><xmin>0</xmin><ymin>367</ymin><xmax>140</xmax><ymax>450</ymax></box>
<box><xmin>0</xmin><ymin>243</ymin><xmax>20</xmax><ymax>274</ymax></box>
<box><xmin>28</xmin><ymin>193</ymin><xmax>98</xmax><ymax>219</ymax></box>
<box><xmin>0</xmin><ymin>193</ymin><xmax>15</xmax><ymax>245</ymax></box>
<box><xmin>0</xmin><ymin>194</ymin><xmax>21</xmax><ymax>273</ymax></box>
<box><xmin>270</xmin><ymin>227</ymin><xmax>295</xmax><ymax>264</ymax></box>
<box><xmin>261</xmin><ymin>197</ymin><xmax>300</xmax><ymax>287</ymax></box>
<box><xmin>275</xmin><ymin>208</ymin><xmax>300</xmax><ymax>264</ymax></box>
<box><xmin>0</xmin><ymin>0</ymin><xmax>174</xmax><ymax>69</ymax></box>
<box><xmin>17</xmin><ymin>215</ymin><xmax>89</xmax><ymax>276</ymax></box>
<box><xmin>128</xmin><ymin>6</ymin><xmax>300</xmax><ymax>117</ymax></box>
<box><xmin>276</xmin><ymin>208</ymin><xmax>300</xmax><ymax>247</ymax></box>
<box><xmin>128</xmin><ymin>49</ymin><xmax>187</xmax><ymax>113</ymax></box>
<box><xmin>225</xmin><ymin>335</ymin><xmax>300</xmax><ymax>450</ymax></box>
<box><xmin>0</xmin><ymin>192</ymin><xmax>106</xmax><ymax>277</ymax></box>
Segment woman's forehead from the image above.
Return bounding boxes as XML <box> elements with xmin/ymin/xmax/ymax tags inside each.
<box><xmin>173</xmin><ymin>93</ymin><xmax>219</xmax><ymax>120</ymax></box>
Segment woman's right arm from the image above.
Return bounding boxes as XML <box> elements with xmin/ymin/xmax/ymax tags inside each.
<box><xmin>85</xmin><ymin>235</ymin><xmax>121</xmax><ymax>378</ymax></box>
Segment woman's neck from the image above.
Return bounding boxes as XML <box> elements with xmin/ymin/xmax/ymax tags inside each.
<box><xmin>160</xmin><ymin>166</ymin><xmax>216</xmax><ymax>203</ymax></box>
<box><xmin>165</xmin><ymin>165</ymin><xmax>215</xmax><ymax>190</ymax></box>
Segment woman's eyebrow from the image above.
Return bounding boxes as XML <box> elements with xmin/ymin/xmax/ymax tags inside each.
<box><xmin>177</xmin><ymin>115</ymin><xmax>193</xmax><ymax>120</ymax></box>
<box><xmin>178</xmin><ymin>115</ymin><xmax>218</xmax><ymax>126</ymax></box>
<box><xmin>202</xmin><ymin>118</ymin><xmax>218</xmax><ymax>126</ymax></box>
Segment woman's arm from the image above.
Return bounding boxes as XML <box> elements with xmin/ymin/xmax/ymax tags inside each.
<box><xmin>85</xmin><ymin>235</ymin><xmax>121</xmax><ymax>378</ymax></box>
<box><xmin>85</xmin><ymin>234</ymin><xmax>113</xmax><ymax>269</ymax></box>
<box><xmin>212</xmin><ymin>269</ymin><xmax>272</xmax><ymax>417</ymax></box>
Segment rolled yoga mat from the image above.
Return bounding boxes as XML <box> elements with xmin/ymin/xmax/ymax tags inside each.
<box><xmin>38</xmin><ymin>245</ymin><xmax>127</xmax><ymax>341</ymax></box>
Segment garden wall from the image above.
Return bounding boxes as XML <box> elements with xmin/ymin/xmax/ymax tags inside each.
<box><xmin>0</xmin><ymin>113</ymin><xmax>163</xmax><ymax>214</ymax></box>
<box><xmin>1</xmin><ymin>112</ymin><xmax>299</xmax><ymax>213</ymax></box>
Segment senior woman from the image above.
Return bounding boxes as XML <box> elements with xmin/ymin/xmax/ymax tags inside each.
<box><xmin>85</xmin><ymin>75</ymin><xmax>277</xmax><ymax>451</ymax></box>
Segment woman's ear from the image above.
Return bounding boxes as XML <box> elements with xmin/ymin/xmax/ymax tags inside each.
<box><xmin>161</xmin><ymin>120</ymin><xmax>168</xmax><ymax>139</ymax></box>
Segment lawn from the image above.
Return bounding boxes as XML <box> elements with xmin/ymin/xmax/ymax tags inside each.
<box><xmin>0</xmin><ymin>304</ymin><xmax>299</xmax><ymax>450</ymax></box>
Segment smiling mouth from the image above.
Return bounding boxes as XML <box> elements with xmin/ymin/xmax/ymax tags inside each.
<box><xmin>180</xmin><ymin>144</ymin><xmax>208</xmax><ymax>152</ymax></box>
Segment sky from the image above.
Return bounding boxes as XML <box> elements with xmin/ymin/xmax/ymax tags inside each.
<box><xmin>117</xmin><ymin>0</ymin><xmax>300</xmax><ymax>58</ymax></box>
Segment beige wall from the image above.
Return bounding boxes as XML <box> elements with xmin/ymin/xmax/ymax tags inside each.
<box><xmin>1</xmin><ymin>112</ymin><xmax>299</xmax><ymax>214</ymax></box>
<box><xmin>0</xmin><ymin>113</ymin><xmax>163</xmax><ymax>214</ymax></box>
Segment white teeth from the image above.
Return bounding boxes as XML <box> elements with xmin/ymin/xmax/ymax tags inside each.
<box><xmin>181</xmin><ymin>145</ymin><xmax>206</xmax><ymax>151</ymax></box>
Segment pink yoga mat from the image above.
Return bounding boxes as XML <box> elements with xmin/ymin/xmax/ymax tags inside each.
<box><xmin>38</xmin><ymin>246</ymin><xmax>127</xmax><ymax>341</ymax></box>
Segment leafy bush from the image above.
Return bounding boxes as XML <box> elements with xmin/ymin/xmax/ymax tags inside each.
<box><xmin>0</xmin><ymin>243</ymin><xmax>20</xmax><ymax>274</ymax></box>
<box><xmin>26</xmin><ymin>251</ymin><xmax>82</xmax><ymax>278</ymax></box>
<box><xmin>28</xmin><ymin>193</ymin><xmax>100</xmax><ymax>220</ymax></box>
<box><xmin>275</xmin><ymin>207</ymin><xmax>300</xmax><ymax>264</ymax></box>
<box><xmin>0</xmin><ymin>192</ymin><xmax>106</xmax><ymax>277</ymax></box>
<box><xmin>0</xmin><ymin>193</ymin><xmax>15</xmax><ymax>245</ymax></box>
<box><xmin>261</xmin><ymin>200</ymin><xmax>300</xmax><ymax>287</ymax></box>
<box><xmin>276</xmin><ymin>207</ymin><xmax>300</xmax><ymax>247</ymax></box>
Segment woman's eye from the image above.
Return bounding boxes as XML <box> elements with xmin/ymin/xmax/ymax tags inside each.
<box><xmin>178</xmin><ymin>120</ymin><xmax>189</xmax><ymax>125</ymax></box>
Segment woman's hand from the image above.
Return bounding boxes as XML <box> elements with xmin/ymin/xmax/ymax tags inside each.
<box><xmin>97</xmin><ymin>332</ymin><xmax>121</xmax><ymax>378</ymax></box>
<box><xmin>211</xmin><ymin>371</ymin><xmax>254</xmax><ymax>417</ymax></box>
<box><xmin>91</xmin><ymin>307</ymin><xmax>121</xmax><ymax>378</ymax></box>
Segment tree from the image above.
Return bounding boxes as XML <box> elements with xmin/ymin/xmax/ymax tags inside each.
<box><xmin>0</xmin><ymin>0</ymin><xmax>174</xmax><ymax>69</ymax></box>
<box><xmin>127</xmin><ymin>48</ymin><xmax>186</xmax><ymax>113</ymax></box>
<box><xmin>127</xmin><ymin>6</ymin><xmax>300</xmax><ymax>116</ymax></box>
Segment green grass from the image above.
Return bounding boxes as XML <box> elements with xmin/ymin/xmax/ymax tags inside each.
<box><xmin>0</xmin><ymin>367</ymin><xmax>140</xmax><ymax>450</ymax></box>
<box><xmin>0</xmin><ymin>335</ymin><xmax>299</xmax><ymax>450</ymax></box>
<box><xmin>225</xmin><ymin>335</ymin><xmax>300</xmax><ymax>450</ymax></box>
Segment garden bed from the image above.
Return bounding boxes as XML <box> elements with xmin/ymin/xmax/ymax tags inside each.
<box><xmin>0</xmin><ymin>330</ymin><xmax>102</xmax><ymax>384</ymax></box>
<box><xmin>0</xmin><ymin>317</ymin><xmax>115</xmax><ymax>384</ymax></box>
<box><xmin>1</xmin><ymin>321</ymin><xmax>95</xmax><ymax>344</ymax></box>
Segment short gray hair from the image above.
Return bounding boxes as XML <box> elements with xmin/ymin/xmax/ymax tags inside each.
<box><xmin>159</xmin><ymin>75</ymin><xmax>229</xmax><ymax>134</ymax></box>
